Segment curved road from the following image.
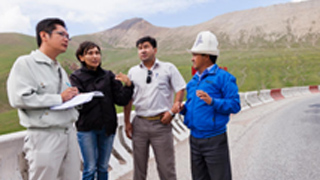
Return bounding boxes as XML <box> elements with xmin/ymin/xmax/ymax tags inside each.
<box><xmin>119</xmin><ymin>93</ymin><xmax>320</xmax><ymax>180</ymax></box>
<box><xmin>230</xmin><ymin>93</ymin><xmax>320</xmax><ymax>180</ymax></box>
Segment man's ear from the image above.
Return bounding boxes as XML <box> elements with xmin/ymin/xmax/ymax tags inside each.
<box><xmin>203</xmin><ymin>54</ymin><xmax>210</xmax><ymax>61</ymax></box>
<box><xmin>39</xmin><ymin>31</ymin><xmax>49</xmax><ymax>43</ymax></box>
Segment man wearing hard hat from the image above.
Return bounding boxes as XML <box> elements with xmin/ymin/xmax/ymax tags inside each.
<box><xmin>180</xmin><ymin>31</ymin><xmax>241</xmax><ymax>180</ymax></box>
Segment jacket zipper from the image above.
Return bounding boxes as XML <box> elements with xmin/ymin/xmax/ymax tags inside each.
<box><xmin>191</xmin><ymin>78</ymin><xmax>200</xmax><ymax>130</ymax></box>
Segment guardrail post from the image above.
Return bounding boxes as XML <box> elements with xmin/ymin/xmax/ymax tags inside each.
<box><xmin>270</xmin><ymin>89</ymin><xmax>285</xmax><ymax>100</ymax></box>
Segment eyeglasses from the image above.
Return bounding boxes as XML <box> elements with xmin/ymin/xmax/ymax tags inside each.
<box><xmin>146</xmin><ymin>70</ymin><xmax>152</xmax><ymax>84</ymax></box>
<box><xmin>51</xmin><ymin>31</ymin><xmax>71</xmax><ymax>41</ymax></box>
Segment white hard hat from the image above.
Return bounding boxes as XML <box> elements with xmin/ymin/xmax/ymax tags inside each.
<box><xmin>188</xmin><ymin>31</ymin><xmax>219</xmax><ymax>56</ymax></box>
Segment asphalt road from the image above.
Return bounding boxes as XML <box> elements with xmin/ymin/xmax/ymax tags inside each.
<box><xmin>230</xmin><ymin>93</ymin><xmax>320</xmax><ymax>180</ymax></box>
<box><xmin>119</xmin><ymin>93</ymin><xmax>320</xmax><ymax>180</ymax></box>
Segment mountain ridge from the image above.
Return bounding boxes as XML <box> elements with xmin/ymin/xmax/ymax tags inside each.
<box><xmin>0</xmin><ymin>0</ymin><xmax>319</xmax><ymax>114</ymax></box>
<box><xmin>2</xmin><ymin>1</ymin><xmax>319</xmax><ymax>49</ymax></box>
<box><xmin>83</xmin><ymin>0</ymin><xmax>319</xmax><ymax>49</ymax></box>
<box><xmin>94</xmin><ymin>18</ymin><xmax>169</xmax><ymax>48</ymax></box>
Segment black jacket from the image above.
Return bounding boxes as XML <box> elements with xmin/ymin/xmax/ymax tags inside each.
<box><xmin>70</xmin><ymin>66</ymin><xmax>134</xmax><ymax>134</ymax></box>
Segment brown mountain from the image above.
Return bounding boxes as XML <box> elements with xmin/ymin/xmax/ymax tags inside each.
<box><xmin>202</xmin><ymin>0</ymin><xmax>320</xmax><ymax>46</ymax></box>
<box><xmin>84</xmin><ymin>0</ymin><xmax>320</xmax><ymax>50</ymax></box>
<box><xmin>94</xmin><ymin>18</ymin><xmax>169</xmax><ymax>48</ymax></box>
<box><xmin>0</xmin><ymin>0</ymin><xmax>319</xmax><ymax>115</ymax></box>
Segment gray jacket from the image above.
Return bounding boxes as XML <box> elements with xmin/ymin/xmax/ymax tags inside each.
<box><xmin>7</xmin><ymin>50</ymin><xmax>78</xmax><ymax>128</ymax></box>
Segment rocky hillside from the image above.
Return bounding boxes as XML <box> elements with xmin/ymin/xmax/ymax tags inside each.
<box><xmin>84</xmin><ymin>0</ymin><xmax>320</xmax><ymax>50</ymax></box>
<box><xmin>94</xmin><ymin>18</ymin><xmax>169</xmax><ymax>48</ymax></box>
<box><xmin>203</xmin><ymin>0</ymin><xmax>320</xmax><ymax>47</ymax></box>
<box><xmin>1</xmin><ymin>0</ymin><xmax>319</xmax><ymax>114</ymax></box>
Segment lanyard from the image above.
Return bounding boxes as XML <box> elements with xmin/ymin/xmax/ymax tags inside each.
<box><xmin>57</xmin><ymin>67</ymin><xmax>62</xmax><ymax>94</ymax></box>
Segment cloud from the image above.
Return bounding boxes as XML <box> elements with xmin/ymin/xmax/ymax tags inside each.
<box><xmin>27</xmin><ymin>0</ymin><xmax>209</xmax><ymax>24</ymax></box>
<box><xmin>0</xmin><ymin>0</ymin><xmax>209</xmax><ymax>35</ymax></box>
<box><xmin>0</xmin><ymin>4</ymin><xmax>32</xmax><ymax>34</ymax></box>
<box><xmin>291</xmin><ymin>0</ymin><xmax>308</xmax><ymax>2</ymax></box>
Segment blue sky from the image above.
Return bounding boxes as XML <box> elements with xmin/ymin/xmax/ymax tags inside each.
<box><xmin>0</xmin><ymin>0</ymin><xmax>307</xmax><ymax>37</ymax></box>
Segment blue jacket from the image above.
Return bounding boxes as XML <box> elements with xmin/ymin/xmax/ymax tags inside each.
<box><xmin>181</xmin><ymin>64</ymin><xmax>241</xmax><ymax>139</ymax></box>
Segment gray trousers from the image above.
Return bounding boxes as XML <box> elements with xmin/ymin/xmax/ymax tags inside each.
<box><xmin>23</xmin><ymin>126</ymin><xmax>81</xmax><ymax>180</ymax></box>
<box><xmin>190</xmin><ymin>132</ymin><xmax>231</xmax><ymax>180</ymax></box>
<box><xmin>132</xmin><ymin>116</ymin><xmax>177</xmax><ymax>180</ymax></box>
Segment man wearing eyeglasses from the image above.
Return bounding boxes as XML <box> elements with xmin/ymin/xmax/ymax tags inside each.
<box><xmin>7</xmin><ymin>18</ymin><xmax>80</xmax><ymax>180</ymax></box>
<box><xmin>124</xmin><ymin>36</ymin><xmax>186</xmax><ymax>180</ymax></box>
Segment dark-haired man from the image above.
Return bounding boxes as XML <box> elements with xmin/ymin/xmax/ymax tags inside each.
<box><xmin>124</xmin><ymin>36</ymin><xmax>186</xmax><ymax>180</ymax></box>
<box><xmin>7</xmin><ymin>18</ymin><xmax>80</xmax><ymax>180</ymax></box>
<box><xmin>180</xmin><ymin>31</ymin><xmax>241</xmax><ymax>180</ymax></box>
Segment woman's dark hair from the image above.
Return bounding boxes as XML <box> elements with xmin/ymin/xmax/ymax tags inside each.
<box><xmin>136</xmin><ymin>36</ymin><xmax>157</xmax><ymax>48</ymax></box>
<box><xmin>36</xmin><ymin>18</ymin><xmax>66</xmax><ymax>47</ymax></box>
<box><xmin>75</xmin><ymin>41</ymin><xmax>101</xmax><ymax>65</ymax></box>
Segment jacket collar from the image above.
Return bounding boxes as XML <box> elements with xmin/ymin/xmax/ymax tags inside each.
<box><xmin>80</xmin><ymin>65</ymin><xmax>104</xmax><ymax>75</ymax></box>
<box><xmin>31</xmin><ymin>49</ymin><xmax>59</xmax><ymax>67</ymax></box>
<box><xmin>208</xmin><ymin>64</ymin><xmax>219</xmax><ymax>74</ymax></box>
<box><xmin>194</xmin><ymin>64</ymin><xmax>219</xmax><ymax>81</ymax></box>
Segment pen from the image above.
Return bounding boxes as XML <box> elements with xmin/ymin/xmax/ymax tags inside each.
<box><xmin>66</xmin><ymin>82</ymin><xmax>79</xmax><ymax>94</ymax></box>
<box><xmin>66</xmin><ymin>82</ymin><xmax>72</xmax><ymax>87</ymax></box>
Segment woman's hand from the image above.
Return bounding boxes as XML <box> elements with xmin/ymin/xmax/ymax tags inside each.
<box><xmin>115</xmin><ymin>72</ymin><xmax>132</xmax><ymax>86</ymax></box>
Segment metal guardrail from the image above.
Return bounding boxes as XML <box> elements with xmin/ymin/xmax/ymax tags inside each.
<box><xmin>0</xmin><ymin>85</ymin><xmax>319</xmax><ymax>180</ymax></box>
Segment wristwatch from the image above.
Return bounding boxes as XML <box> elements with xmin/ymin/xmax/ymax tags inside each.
<box><xmin>168</xmin><ymin>110</ymin><xmax>176</xmax><ymax>118</ymax></box>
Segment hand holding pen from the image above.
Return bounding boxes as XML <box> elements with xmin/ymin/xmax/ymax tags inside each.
<box><xmin>61</xmin><ymin>82</ymin><xmax>79</xmax><ymax>102</ymax></box>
